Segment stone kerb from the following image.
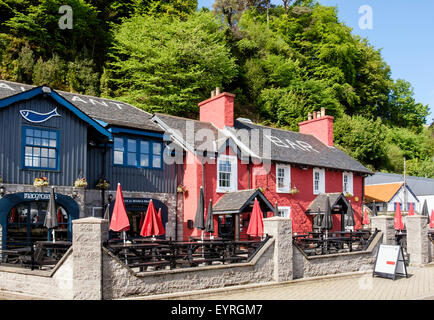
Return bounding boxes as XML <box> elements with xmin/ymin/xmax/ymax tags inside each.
<box><xmin>370</xmin><ymin>216</ymin><xmax>395</xmax><ymax>245</ymax></box>
<box><xmin>263</xmin><ymin>217</ymin><xmax>293</xmax><ymax>282</ymax></box>
<box><xmin>72</xmin><ymin>217</ymin><xmax>108</xmax><ymax>300</ymax></box>
<box><xmin>405</xmin><ymin>215</ymin><xmax>430</xmax><ymax>265</ymax></box>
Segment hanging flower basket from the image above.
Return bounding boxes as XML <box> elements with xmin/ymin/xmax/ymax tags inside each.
<box><xmin>0</xmin><ymin>176</ymin><xmax>2</xmax><ymax>183</ymax></box>
<box><xmin>176</xmin><ymin>185</ymin><xmax>186</xmax><ymax>193</ymax></box>
<box><xmin>96</xmin><ymin>179</ymin><xmax>110</xmax><ymax>190</ymax></box>
<box><xmin>289</xmin><ymin>187</ymin><xmax>299</xmax><ymax>195</ymax></box>
<box><xmin>34</xmin><ymin>177</ymin><xmax>49</xmax><ymax>187</ymax></box>
<box><xmin>344</xmin><ymin>192</ymin><xmax>354</xmax><ymax>198</ymax></box>
<box><xmin>74</xmin><ymin>178</ymin><xmax>88</xmax><ymax>188</ymax></box>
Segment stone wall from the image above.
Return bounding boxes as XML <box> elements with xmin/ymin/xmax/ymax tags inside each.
<box><xmin>292</xmin><ymin>231</ymin><xmax>382</xmax><ymax>279</ymax></box>
<box><xmin>102</xmin><ymin>217</ymin><xmax>292</xmax><ymax>299</ymax></box>
<box><xmin>102</xmin><ymin>240</ymin><xmax>275</xmax><ymax>299</ymax></box>
<box><xmin>0</xmin><ymin>250</ymin><xmax>73</xmax><ymax>299</ymax></box>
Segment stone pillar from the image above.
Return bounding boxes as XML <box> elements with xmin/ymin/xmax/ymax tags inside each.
<box><xmin>371</xmin><ymin>216</ymin><xmax>395</xmax><ymax>245</ymax></box>
<box><xmin>263</xmin><ymin>217</ymin><xmax>293</xmax><ymax>282</ymax></box>
<box><xmin>406</xmin><ymin>215</ymin><xmax>429</xmax><ymax>265</ymax></box>
<box><xmin>72</xmin><ymin>217</ymin><xmax>109</xmax><ymax>300</ymax></box>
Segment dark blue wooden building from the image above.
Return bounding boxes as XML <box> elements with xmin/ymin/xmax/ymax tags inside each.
<box><xmin>0</xmin><ymin>80</ymin><xmax>177</xmax><ymax>249</ymax></box>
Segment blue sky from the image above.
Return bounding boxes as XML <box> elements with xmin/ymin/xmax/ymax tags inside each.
<box><xmin>198</xmin><ymin>0</ymin><xmax>434</xmax><ymax>123</ymax></box>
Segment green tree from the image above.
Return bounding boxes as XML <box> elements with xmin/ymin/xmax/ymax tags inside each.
<box><xmin>32</xmin><ymin>54</ymin><xmax>67</xmax><ymax>90</ymax></box>
<box><xmin>386</xmin><ymin>79</ymin><xmax>429</xmax><ymax>131</ymax></box>
<box><xmin>334</xmin><ymin>115</ymin><xmax>388</xmax><ymax>170</ymax></box>
<box><xmin>104</xmin><ymin>12</ymin><xmax>238</xmax><ymax>116</ymax></box>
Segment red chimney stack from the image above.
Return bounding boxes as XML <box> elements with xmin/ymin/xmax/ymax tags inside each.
<box><xmin>199</xmin><ymin>88</ymin><xmax>235</xmax><ymax>129</ymax></box>
<box><xmin>298</xmin><ymin>107</ymin><xmax>334</xmax><ymax>147</ymax></box>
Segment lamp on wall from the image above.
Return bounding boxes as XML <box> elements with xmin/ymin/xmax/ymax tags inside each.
<box><xmin>108</xmin><ymin>194</ymin><xmax>113</xmax><ymax>203</ymax></box>
<box><xmin>0</xmin><ymin>185</ymin><xmax>5</xmax><ymax>197</ymax></box>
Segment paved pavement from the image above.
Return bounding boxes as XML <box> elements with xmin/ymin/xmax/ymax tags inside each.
<box><xmin>166</xmin><ymin>265</ymin><xmax>434</xmax><ymax>300</ymax></box>
<box><xmin>0</xmin><ymin>265</ymin><xmax>432</xmax><ymax>300</ymax></box>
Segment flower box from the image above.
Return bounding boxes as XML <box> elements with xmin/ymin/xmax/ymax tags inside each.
<box><xmin>74</xmin><ymin>178</ymin><xmax>88</xmax><ymax>188</ymax></box>
<box><xmin>34</xmin><ymin>177</ymin><xmax>49</xmax><ymax>187</ymax></box>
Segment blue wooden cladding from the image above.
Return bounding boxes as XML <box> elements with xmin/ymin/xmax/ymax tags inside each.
<box><xmin>0</xmin><ymin>84</ymin><xmax>176</xmax><ymax>194</ymax></box>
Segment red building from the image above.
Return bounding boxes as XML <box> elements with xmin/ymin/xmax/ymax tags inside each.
<box><xmin>153</xmin><ymin>90</ymin><xmax>372</xmax><ymax>240</ymax></box>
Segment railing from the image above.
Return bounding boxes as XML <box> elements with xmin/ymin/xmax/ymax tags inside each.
<box><xmin>293</xmin><ymin>229</ymin><xmax>374</xmax><ymax>256</ymax></box>
<box><xmin>0</xmin><ymin>240</ymin><xmax>72</xmax><ymax>270</ymax></box>
<box><xmin>104</xmin><ymin>236</ymin><xmax>270</xmax><ymax>272</ymax></box>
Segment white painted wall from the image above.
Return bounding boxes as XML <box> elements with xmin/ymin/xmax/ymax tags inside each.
<box><xmin>387</xmin><ymin>186</ymin><xmax>419</xmax><ymax>212</ymax></box>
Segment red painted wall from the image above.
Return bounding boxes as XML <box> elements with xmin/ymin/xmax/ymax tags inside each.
<box><xmin>181</xmin><ymin>151</ymin><xmax>364</xmax><ymax>239</ymax></box>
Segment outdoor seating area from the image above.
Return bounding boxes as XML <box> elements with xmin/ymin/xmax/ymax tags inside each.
<box><xmin>1</xmin><ymin>240</ymin><xmax>72</xmax><ymax>270</ymax></box>
<box><xmin>293</xmin><ymin>229</ymin><xmax>376</xmax><ymax>256</ymax></box>
<box><xmin>104</xmin><ymin>236</ymin><xmax>269</xmax><ymax>272</ymax></box>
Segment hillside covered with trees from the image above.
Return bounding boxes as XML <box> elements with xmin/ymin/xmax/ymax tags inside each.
<box><xmin>0</xmin><ymin>0</ymin><xmax>433</xmax><ymax>176</ymax></box>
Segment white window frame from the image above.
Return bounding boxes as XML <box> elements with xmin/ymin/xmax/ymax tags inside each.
<box><xmin>342</xmin><ymin>171</ymin><xmax>353</xmax><ymax>195</ymax></box>
<box><xmin>313</xmin><ymin>167</ymin><xmax>325</xmax><ymax>195</ymax></box>
<box><xmin>276</xmin><ymin>164</ymin><xmax>291</xmax><ymax>193</ymax></box>
<box><xmin>216</xmin><ymin>154</ymin><xmax>238</xmax><ymax>193</ymax></box>
<box><xmin>277</xmin><ymin>206</ymin><xmax>291</xmax><ymax>219</ymax></box>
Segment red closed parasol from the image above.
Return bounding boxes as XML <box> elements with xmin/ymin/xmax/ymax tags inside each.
<box><xmin>109</xmin><ymin>183</ymin><xmax>130</xmax><ymax>233</ymax></box>
<box><xmin>362</xmin><ymin>208</ymin><xmax>370</xmax><ymax>225</ymax></box>
<box><xmin>408</xmin><ymin>203</ymin><xmax>415</xmax><ymax>216</ymax></box>
<box><xmin>394</xmin><ymin>203</ymin><xmax>404</xmax><ymax>231</ymax></box>
<box><xmin>246</xmin><ymin>198</ymin><xmax>264</xmax><ymax>238</ymax></box>
<box><xmin>156</xmin><ymin>208</ymin><xmax>165</xmax><ymax>236</ymax></box>
<box><xmin>429</xmin><ymin>210</ymin><xmax>434</xmax><ymax>229</ymax></box>
<box><xmin>140</xmin><ymin>200</ymin><xmax>160</xmax><ymax>237</ymax></box>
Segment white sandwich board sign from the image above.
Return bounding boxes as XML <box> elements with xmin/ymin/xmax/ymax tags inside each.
<box><xmin>373</xmin><ymin>244</ymin><xmax>408</xmax><ymax>280</ymax></box>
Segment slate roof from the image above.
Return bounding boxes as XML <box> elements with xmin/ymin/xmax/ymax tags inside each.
<box><xmin>153</xmin><ymin>112</ymin><xmax>372</xmax><ymax>174</ymax></box>
<box><xmin>306</xmin><ymin>192</ymin><xmax>350</xmax><ymax>214</ymax></box>
<box><xmin>212</xmin><ymin>189</ymin><xmax>275</xmax><ymax>214</ymax></box>
<box><xmin>232</xmin><ymin>120</ymin><xmax>372</xmax><ymax>174</ymax></box>
<box><xmin>0</xmin><ymin>80</ymin><xmax>162</xmax><ymax>132</ymax></box>
<box><xmin>152</xmin><ymin>113</ymin><xmax>223</xmax><ymax>153</ymax></box>
<box><xmin>365</xmin><ymin>172</ymin><xmax>434</xmax><ymax>196</ymax></box>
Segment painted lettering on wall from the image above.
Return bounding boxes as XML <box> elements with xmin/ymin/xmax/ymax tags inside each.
<box><xmin>23</xmin><ymin>193</ymin><xmax>58</xmax><ymax>201</ymax></box>
<box><xmin>265</xmin><ymin>135</ymin><xmax>320</xmax><ymax>153</ymax></box>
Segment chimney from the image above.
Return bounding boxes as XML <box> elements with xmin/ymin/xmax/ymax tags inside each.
<box><xmin>198</xmin><ymin>88</ymin><xmax>235</xmax><ymax>129</ymax></box>
<box><xmin>298</xmin><ymin>109</ymin><xmax>334</xmax><ymax>146</ymax></box>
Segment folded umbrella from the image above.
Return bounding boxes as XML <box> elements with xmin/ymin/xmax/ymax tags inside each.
<box><xmin>193</xmin><ymin>186</ymin><xmax>205</xmax><ymax>231</ymax></box>
<box><xmin>421</xmin><ymin>199</ymin><xmax>429</xmax><ymax>224</ymax></box>
<box><xmin>362</xmin><ymin>208</ymin><xmax>370</xmax><ymax>225</ymax></box>
<box><xmin>394</xmin><ymin>203</ymin><xmax>404</xmax><ymax>231</ymax></box>
<box><xmin>205</xmin><ymin>199</ymin><xmax>214</xmax><ymax>235</ymax></box>
<box><xmin>140</xmin><ymin>199</ymin><xmax>160</xmax><ymax>237</ymax></box>
<box><xmin>429</xmin><ymin>210</ymin><xmax>434</xmax><ymax>229</ymax></box>
<box><xmin>44</xmin><ymin>187</ymin><xmax>58</xmax><ymax>242</ymax></box>
<box><xmin>109</xmin><ymin>183</ymin><xmax>130</xmax><ymax>233</ymax></box>
<box><xmin>345</xmin><ymin>201</ymin><xmax>355</xmax><ymax>228</ymax></box>
<box><xmin>247</xmin><ymin>198</ymin><xmax>264</xmax><ymax>238</ymax></box>
<box><xmin>156</xmin><ymin>208</ymin><xmax>165</xmax><ymax>236</ymax></box>
<box><xmin>408</xmin><ymin>203</ymin><xmax>415</xmax><ymax>216</ymax></box>
<box><xmin>320</xmin><ymin>196</ymin><xmax>333</xmax><ymax>232</ymax></box>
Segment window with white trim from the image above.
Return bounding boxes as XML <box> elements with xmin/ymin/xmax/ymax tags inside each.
<box><xmin>277</xmin><ymin>206</ymin><xmax>291</xmax><ymax>219</ymax></box>
<box><xmin>313</xmin><ymin>168</ymin><xmax>325</xmax><ymax>195</ymax></box>
<box><xmin>276</xmin><ymin>164</ymin><xmax>291</xmax><ymax>193</ymax></box>
<box><xmin>342</xmin><ymin>172</ymin><xmax>353</xmax><ymax>195</ymax></box>
<box><xmin>217</xmin><ymin>155</ymin><xmax>238</xmax><ymax>192</ymax></box>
